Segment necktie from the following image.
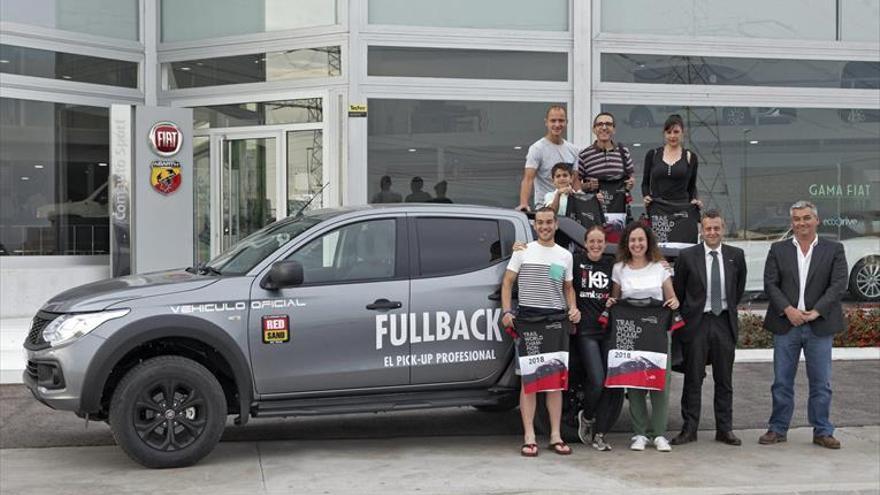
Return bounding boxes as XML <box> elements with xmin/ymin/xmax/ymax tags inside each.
<box><xmin>710</xmin><ymin>251</ymin><xmax>722</xmax><ymax>315</ymax></box>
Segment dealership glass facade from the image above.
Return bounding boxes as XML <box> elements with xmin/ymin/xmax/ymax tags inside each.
<box><xmin>1</xmin><ymin>1</ymin><xmax>878</xmax><ymax>317</ymax></box>
<box><xmin>0</xmin><ymin>99</ymin><xmax>110</xmax><ymax>255</ymax></box>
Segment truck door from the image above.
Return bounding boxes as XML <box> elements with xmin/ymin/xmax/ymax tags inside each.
<box><xmin>249</xmin><ymin>216</ymin><xmax>410</xmax><ymax>395</ymax></box>
<box><xmin>408</xmin><ymin>215</ymin><xmax>518</xmax><ymax>386</ymax></box>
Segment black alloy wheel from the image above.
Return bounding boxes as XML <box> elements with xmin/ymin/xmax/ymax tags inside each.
<box><xmin>133</xmin><ymin>378</ymin><xmax>206</xmax><ymax>451</ymax></box>
<box><xmin>110</xmin><ymin>356</ymin><xmax>226</xmax><ymax>468</ymax></box>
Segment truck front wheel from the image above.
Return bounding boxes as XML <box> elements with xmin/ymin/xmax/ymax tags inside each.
<box><xmin>109</xmin><ymin>356</ymin><xmax>227</xmax><ymax>468</ymax></box>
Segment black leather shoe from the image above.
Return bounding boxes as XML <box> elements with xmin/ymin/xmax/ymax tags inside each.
<box><xmin>669</xmin><ymin>431</ymin><xmax>697</xmax><ymax>445</ymax></box>
<box><xmin>715</xmin><ymin>431</ymin><xmax>742</xmax><ymax>446</ymax></box>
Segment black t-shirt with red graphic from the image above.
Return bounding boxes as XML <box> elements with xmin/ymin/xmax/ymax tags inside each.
<box><xmin>573</xmin><ymin>252</ymin><xmax>615</xmax><ymax>338</ymax></box>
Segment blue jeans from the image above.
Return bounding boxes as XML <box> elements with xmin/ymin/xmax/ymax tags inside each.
<box><xmin>768</xmin><ymin>324</ymin><xmax>834</xmax><ymax>437</ymax></box>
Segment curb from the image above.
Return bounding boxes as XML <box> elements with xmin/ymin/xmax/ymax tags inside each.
<box><xmin>734</xmin><ymin>347</ymin><xmax>879</xmax><ymax>363</ymax></box>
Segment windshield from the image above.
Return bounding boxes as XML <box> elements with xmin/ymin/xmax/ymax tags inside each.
<box><xmin>207</xmin><ymin>215</ymin><xmax>326</xmax><ymax>275</ymax></box>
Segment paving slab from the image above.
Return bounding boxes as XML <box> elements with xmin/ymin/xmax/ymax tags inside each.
<box><xmin>1</xmin><ymin>427</ymin><xmax>877</xmax><ymax>495</ymax></box>
<box><xmin>2</xmin><ymin>361</ymin><xmax>877</xmax><ymax>449</ymax></box>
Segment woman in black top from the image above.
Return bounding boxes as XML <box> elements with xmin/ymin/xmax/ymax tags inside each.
<box><xmin>641</xmin><ymin>114</ymin><xmax>702</xmax><ymax>208</ymax></box>
<box><xmin>573</xmin><ymin>225</ymin><xmax>624</xmax><ymax>451</ymax></box>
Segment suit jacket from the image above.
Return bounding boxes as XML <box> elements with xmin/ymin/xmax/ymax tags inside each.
<box><xmin>673</xmin><ymin>242</ymin><xmax>747</xmax><ymax>343</ymax></box>
<box><xmin>763</xmin><ymin>237</ymin><xmax>848</xmax><ymax>336</ymax></box>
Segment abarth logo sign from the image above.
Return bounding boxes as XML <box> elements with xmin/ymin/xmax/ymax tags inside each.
<box><xmin>150</xmin><ymin>160</ymin><xmax>182</xmax><ymax>195</ymax></box>
<box><xmin>148</xmin><ymin>121</ymin><xmax>183</xmax><ymax>157</ymax></box>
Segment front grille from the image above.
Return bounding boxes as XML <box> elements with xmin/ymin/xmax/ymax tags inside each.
<box><xmin>24</xmin><ymin>313</ymin><xmax>57</xmax><ymax>350</ymax></box>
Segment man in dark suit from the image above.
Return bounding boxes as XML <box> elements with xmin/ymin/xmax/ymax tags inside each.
<box><xmin>671</xmin><ymin>210</ymin><xmax>746</xmax><ymax>446</ymax></box>
<box><xmin>759</xmin><ymin>201</ymin><xmax>848</xmax><ymax>449</ymax></box>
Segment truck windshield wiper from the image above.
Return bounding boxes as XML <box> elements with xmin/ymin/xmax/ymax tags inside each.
<box><xmin>200</xmin><ymin>264</ymin><xmax>223</xmax><ymax>276</ymax></box>
<box><xmin>186</xmin><ymin>263</ymin><xmax>223</xmax><ymax>276</ymax></box>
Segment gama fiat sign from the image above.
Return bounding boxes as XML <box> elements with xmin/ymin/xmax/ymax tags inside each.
<box><xmin>148</xmin><ymin>121</ymin><xmax>183</xmax><ymax>157</ymax></box>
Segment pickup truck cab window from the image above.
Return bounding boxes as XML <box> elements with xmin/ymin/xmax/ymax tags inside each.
<box><xmin>286</xmin><ymin>218</ymin><xmax>397</xmax><ymax>284</ymax></box>
<box><xmin>415</xmin><ymin>217</ymin><xmax>510</xmax><ymax>278</ymax></box>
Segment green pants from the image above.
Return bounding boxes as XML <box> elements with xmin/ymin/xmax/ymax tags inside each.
<box><xmin>628</xmin><ymin>335</ymin><xmax>672</xmax><ymax>438</ymax></box>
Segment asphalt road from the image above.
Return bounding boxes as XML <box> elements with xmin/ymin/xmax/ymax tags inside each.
<box><xmin>2</xmin><ymin>360</ymin><xmax>878</xmax><ymax>449</ymax></box>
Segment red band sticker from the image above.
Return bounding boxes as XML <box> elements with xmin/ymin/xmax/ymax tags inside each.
<box><xmin>262</xmin><ymin>315</ymin><xmax>290</xmax><ymax>344</ymax></box>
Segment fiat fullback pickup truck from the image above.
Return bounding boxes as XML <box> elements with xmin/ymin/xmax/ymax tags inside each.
<box><xmin>23</xmin><ymin>204</ymin><xmax>670</xmax><ymax>468</ymax></box>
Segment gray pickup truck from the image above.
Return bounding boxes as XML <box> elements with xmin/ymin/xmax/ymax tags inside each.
<box><xmin>28</xmin><ymin>205</ymin><xmax>612</xmax><ymax>468</ymax></box>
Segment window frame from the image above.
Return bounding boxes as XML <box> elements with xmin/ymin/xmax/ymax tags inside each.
<box><xmin>277</xmin><ymin>216</ymin><xmax>409</xmax><ymax>286</ymax></box>
<box><xmin>408</xmin><ymin>215</ymin><xmax>513</xmax><ymax>279</ymax></box>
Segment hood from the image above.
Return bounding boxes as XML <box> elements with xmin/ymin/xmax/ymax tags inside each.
<box><xmin>42</xmin><ymin>269</ymin><xmax>222</xmax><ymax>313</ymax></box>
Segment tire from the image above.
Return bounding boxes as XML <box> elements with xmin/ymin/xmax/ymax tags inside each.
<box><xmin>533</xmin><ymin>373</ymin><xmax>586</xmax><ymax>443</ymax></box>
<box><xmin>849</xmin><ymin>257</ymin><xmax>880</xmax><ymax>302</ymax></box>
<box><xmin>109</xmin><ymin>356</ymin><xmax>227</xmax><ymax>468</ymax></box>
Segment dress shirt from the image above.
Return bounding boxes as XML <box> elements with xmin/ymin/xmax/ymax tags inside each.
<box><xmin>704</xmin><ymin>243</ymin><xmax>727</xmax><ymax>313</ymax></box>
<box><xmin>792</xmin><ymin>235</ymin><xmax>819</xmax><ymax>311</ymax></box>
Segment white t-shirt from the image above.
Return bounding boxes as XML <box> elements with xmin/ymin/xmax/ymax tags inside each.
<box><xmin>611</xmin><ymin>261</ymin><xmax>670</xmax><ymax>301</ymax></box>
<box><xmin>525</xmin><ymin>137</ymin><xmax>579</xmax><ymax>206</ymax></box>
<box><xmin>506</xmin><ymin>241</ymin><xmax>573</xmax><ymax>311</ymax></box>
<box><xmin>543</xmin><ymin>190</ymin><xmax>569</xmax><ymax>216</ymax></box>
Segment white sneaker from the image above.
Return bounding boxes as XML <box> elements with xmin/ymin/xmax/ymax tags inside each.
<box><xmin>577</xmin><ymin>410</ymin><xmax>594</xmax><ymax>445</ymax></box>
<box><xmin>630</xmin><ymin>435</ymin><xmax>649</xmax><ymax>451</ymax></box>
<box><xmin>654</xmin><ymin>436</ymin><xmax>672</xmax><ymax>452</ymax></box>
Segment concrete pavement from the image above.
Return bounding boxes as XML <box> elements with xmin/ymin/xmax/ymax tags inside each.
<box><xmin>1</xmin><ymin>427</ymin><xmax>878</xmax><ymax>495</ymax></box>
<box><xmin>1</xmin><ymin>361</ymin><xmax>878</xmax><ymax>494</ymax></box>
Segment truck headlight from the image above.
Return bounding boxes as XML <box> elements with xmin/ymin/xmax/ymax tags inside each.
<box><xmin>42</xmin><ymin>309</ymin><xmax>130</xmax><ymax>347</ymax></box>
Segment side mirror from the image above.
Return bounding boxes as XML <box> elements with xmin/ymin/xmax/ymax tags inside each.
<box><xmin>260</xmin><ymin>260</ymin><xmax>304</xmax><ymax>290</ymax></box>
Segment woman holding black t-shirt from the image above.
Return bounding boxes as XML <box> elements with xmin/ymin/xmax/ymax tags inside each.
<box><xmin>573</xmin><ymin>225</ymin><xmax>624</xmax><ymax>451</ymax></box>
<box><xmin>641</xmin><ymin>114</ymin><xmax>703</xmax><ymax>208</ymax></box>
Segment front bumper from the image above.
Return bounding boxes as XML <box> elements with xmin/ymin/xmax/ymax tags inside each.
<box><xmin>23</xmin><ymin>333</ymin><xmax>106</xmax><ymax>413</ymax></box>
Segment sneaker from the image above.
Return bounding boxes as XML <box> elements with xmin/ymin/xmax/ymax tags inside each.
<box><xmin>577</xmin><ymin>410</ymin><xmax>595</xmax><ymax>445</ymax></box>
<box><xmin>592</xmin><ymin>432</ymin><xmax>612</xmax><ymax>451</ymax></box>
<box><xmin>653</xmin><ymin>436</ymin><xmax>672</xmax><ymax>452</ymax></box>
<box><xmin>630</xmin><ymin>435</ymin><xmax>649</xmax><ymax>451</ymax></box>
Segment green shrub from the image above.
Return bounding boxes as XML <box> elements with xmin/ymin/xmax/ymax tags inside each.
<box><xmin>737</xmin><ymin>307</ymin><xmax>880</xmax><ymax>349</ymax></box>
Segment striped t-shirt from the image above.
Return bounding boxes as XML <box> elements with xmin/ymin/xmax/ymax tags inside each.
<box><xmin>576</xmin><ymin>141</ymin><xmax>635</xmax><ymax>182</ymax></box>
<box><xmin>506</xmin><ymin>241</ymin><xmax>573</xmax><ymax>311</ymax></box>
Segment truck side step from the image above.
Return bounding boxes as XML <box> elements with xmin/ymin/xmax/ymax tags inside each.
<box><xmin>252</xmin><ymin>389</ymin><xmax>516</xmax><ymax>418</ymax></box>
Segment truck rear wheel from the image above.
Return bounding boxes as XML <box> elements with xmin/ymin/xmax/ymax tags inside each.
<box><xmin>109</xmin><ymin>356</ymin><xmax>227</xmax><ymax>468</ymax></box>
<box><xmin>534</xmin><ymin>382</ymin><xmax>585</xmax><ymax>443</ymax></box>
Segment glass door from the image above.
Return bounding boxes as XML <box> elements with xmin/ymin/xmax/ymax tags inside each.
<box><xmin>286</xmin><ymin>129</ymin><xmax>324</xmax><ymax>216</ymax></box>
<box><xmin>199</xmin><ymin>124</ymin><xmax>327</xmax><ymax>260</ymax></box>
<box><xmin>219</xmin><ymin>133</ymin><xmax>279</xmax><ymax>252</ymax></box>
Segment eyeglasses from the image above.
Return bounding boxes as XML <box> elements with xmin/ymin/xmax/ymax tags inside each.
<box><xmin>594</xmin><ymin>122</ymin><xmax>614</xmax><ymax>128</ymax></box>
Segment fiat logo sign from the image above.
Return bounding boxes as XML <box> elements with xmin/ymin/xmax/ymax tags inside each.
<box><xmin>148</xmin><ymin>121</ymin><xmax>183</xmax><ymax>157</ymax></box>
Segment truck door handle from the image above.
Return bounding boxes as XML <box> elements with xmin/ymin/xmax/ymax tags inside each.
<box><xmin>488</xmin><ymin>288</ymin><xmax>502</xmax><ymax>301</ymax></box>
<box><xmin>366</xmin><ymin>299</ymin><xmax>402</xmax><ymax>310</ymax></box>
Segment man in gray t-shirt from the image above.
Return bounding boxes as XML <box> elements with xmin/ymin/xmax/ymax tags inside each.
<box><xmin>517</xmin><ymin>105</ymin><xmax>579</xmax><ymax>211</ymax></box>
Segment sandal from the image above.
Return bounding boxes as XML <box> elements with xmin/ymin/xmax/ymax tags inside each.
<box><xmin>549</xmin><ymin>441</ymin><xmax>572</xmax><ymax>455</ymax></box>
<box><xmin>520</xmin><ymin>443</ymin><xmax>539</xmax><ymax>457</ymax></box>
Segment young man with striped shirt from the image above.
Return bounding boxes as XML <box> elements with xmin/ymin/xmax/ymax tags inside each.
<box><xmin>502</xmin><ymin>207</ymin><xmax>581</xmax><ymax>457</ymax></box>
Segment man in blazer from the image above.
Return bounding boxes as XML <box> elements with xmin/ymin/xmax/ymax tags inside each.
<box><xmin>671</xmin><ymin>210</ymin><xmax>747</xmax><ymax>446</ymax></box>
<box><xmin>760</xmin><ymin>201</ymin><xmax>848</xmax><ymax>449</ymax></box>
